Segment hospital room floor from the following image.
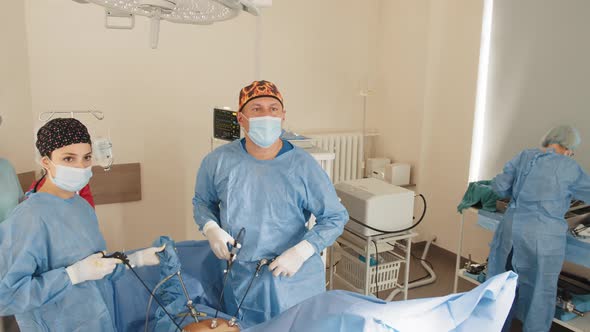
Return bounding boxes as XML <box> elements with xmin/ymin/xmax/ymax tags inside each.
<box><xmin>328</xmin><ymin>242</ymin><xmax>570</xmax><ymax>332</ymax></box>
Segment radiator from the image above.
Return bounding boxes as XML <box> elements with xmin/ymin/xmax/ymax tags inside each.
<box><xmin>306</xmin><ymin>132</ymin><xmax>364</xmax><ymax>184</ymax></box>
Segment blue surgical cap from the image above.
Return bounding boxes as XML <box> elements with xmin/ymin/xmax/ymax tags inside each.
<box><xmin>541</xmin><ymin>125</ymin><xmax>581</xmax><ymax>150</ymax></box>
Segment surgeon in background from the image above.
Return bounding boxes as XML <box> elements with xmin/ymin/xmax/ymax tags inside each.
<box><xmin>0</xmin><ymin>118</ymin><xmax>163</xmax><ymax>331</ymax></box>
<box><xmin>0</xmin><ymin>116</ymin><xmax>24</xmax><ymax>332</ymax></box>
<box><xmin>0</xmin><ymin>115</ymin><xmax>23</xmax><ymax>223</ymax></box>
<box><xmin>0</xmin><ymin>159</ymin><xmax>23</xmax><ymax>223</ymax></box>
<box><xmin>489</xmin><ymin>125</ymin><xmax>590</xmax><ymax>332</ymax></box>
<box><xmin>193</xmin><ymin>80</ymin><xmax>349</xmax><ymax>326</ymax></box>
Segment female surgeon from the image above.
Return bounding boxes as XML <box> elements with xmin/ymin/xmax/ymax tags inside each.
<box><xmin>489</xmin><ymin>125</ymin><xmax>590</xmax><ymax>332</ymax></box>
<box><xmin>0</xmin><ymin>118</ymin><xmax>162</xmax><ymax>331</ymax></box>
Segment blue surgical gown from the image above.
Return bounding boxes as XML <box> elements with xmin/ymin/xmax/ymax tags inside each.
<box><xmin>0</xmin><ymin>192</ymin><xmax>124</xmax><ymax>331</ymax></box>
<box><xmin>0</xmin><ymin>158</ymin><xmax>23</xmax><ymax>222</ymax></box>
<box><xmin>192</xmin><ymin>140</ymin><xmax>349</xmax><ymax>326</ymax></box>
<box><xmin>489</xmin><ymin>148</ymin><xmax>590</xmax><ymax>332</ymax></box>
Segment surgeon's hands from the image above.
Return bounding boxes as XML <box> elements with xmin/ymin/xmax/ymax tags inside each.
<box><xmin>203</xmin><ymin>221</ymin><xmax>235</xmax><ymax>260</ymax></box>
<box><xmin>66</xmin><ymin>252</ymin><xmax>121</xmax><ymax>285</ymax></box>
<box><xmin>128</xmin><ymin>245</ymin><xmax>166</xmax><ymax>268</ymax></box>
<box><xmin>269</xmin><ymin>240</ymin><xmax>315</xmax><ymax>278</ymax></box>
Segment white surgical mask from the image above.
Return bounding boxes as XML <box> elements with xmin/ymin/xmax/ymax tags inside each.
<box><xmin>242</xmin><ymin>115</ymin><xmax>282</xmax><ymax>148</ymax></box>
<box><xmin>48</xmin><ymin>160</ymin><xmax>93</xmax><ymax>192</ymax></box>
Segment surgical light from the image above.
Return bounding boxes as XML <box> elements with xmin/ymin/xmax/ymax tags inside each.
<box><xmin>74</xmin><ymin>0</ymin><xmax>270</xmax><ymax>48</ymax></box>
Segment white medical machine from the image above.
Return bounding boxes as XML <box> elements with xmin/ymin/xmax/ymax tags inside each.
<box><xmin>367</xmin><ymin>158</ymin><xmax>411</xmax><ymax>186</ymax></box>
<box><xmin>335</xmin><ymin>178</ymin><xmax>414</xmax><ymax>236</ymax></box>
<box><xmin>366</xmin><ymin>157</ymin><xmax>390</xmax><ymax>179</ymax></box>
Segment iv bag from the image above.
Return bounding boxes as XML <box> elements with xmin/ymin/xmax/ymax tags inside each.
<box><xmin>93</xmin><ymin>136</ymin><xmax>114</xmax><ymax>171</ymax></box>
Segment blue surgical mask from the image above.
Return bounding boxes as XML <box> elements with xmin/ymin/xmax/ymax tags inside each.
<box><xmin>243</xmin><ymin>115</ymin><xmax>282</xmax><ymax>148</ymax></box>
<box><xmin>48</xmin><ymin>160</ymin><xmax>93</xmax><ymax>192</ymax></box>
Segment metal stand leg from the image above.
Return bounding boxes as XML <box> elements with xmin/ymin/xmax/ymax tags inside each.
<box><xmin>454</xmin><ymin>213</ymin><xmax>465</xmax><ymax>293</ymax></box>
<box><xmin>364</xmin><ymin>238</ymin><xmax>371</xmax><ymax>296</ymax></box>
<box><xmin>404</xmin><ymin>237</ymin><xmax>411</xmax><ymax>300</ymax></box>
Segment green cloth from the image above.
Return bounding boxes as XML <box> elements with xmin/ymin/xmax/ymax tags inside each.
<box><xmin>0</xmin><ymin>158</ymin><xmax>23</xmax><ymax>222</ymax></box>
<box><xmin>457</xmin><ymin>180</ymin><xmax>501</xmax><ymax>213</ymax></box>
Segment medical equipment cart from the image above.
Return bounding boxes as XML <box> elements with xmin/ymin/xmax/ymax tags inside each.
<box><xmin>328</xmin><ymin>223</ymin><xmax>416</xmax><ymax>301</ymax></box>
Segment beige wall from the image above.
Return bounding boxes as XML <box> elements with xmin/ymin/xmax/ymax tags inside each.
<box><xmin>369</xmin><ymin>0</ymin><xmax>490</xmax><ymax>261</ymax></box>
<box><xmin>0</xmin><ymin>1</ymin><xmax>34</xmax><ymax>173</ymax></box>
<box><xmin>21</xmin><ymin>0</ymin><xmax>376</xmax><ymax>251</ymax></box>
<box><xmin>7</xmin><ymin>0</ymin><xmax>491</xmax><ymax>261</ymax></box>
<box><xmin>417</xmin><ymin>0</ymin><xmax>487</xmax><ymax>260</ymax></box>
<box><xmin>367</xmin><ymin>0</ymin><xmax>430</xmax><ymax>185</ymax></box>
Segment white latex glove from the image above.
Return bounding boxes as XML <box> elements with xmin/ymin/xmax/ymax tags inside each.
<box><xmin>66</xmin><ymin>252</ymin><xmax>121</xmax><ymax>285</ymax></box>
<box><xmin>269</xmin><ymin>240</ymin><xmax>315</xmax><ymax>277</ymax></box>
<box><xmin>128</xmin><ymin>245</ymin><xmax>166</xmax><ymax>268</ymax></box>
<box><xmin>203</xmin><ymin>221</ymin><xmax>235</xmax><ymax>260</ymax></box>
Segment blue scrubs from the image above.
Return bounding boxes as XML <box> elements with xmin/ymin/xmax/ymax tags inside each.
<box><xmin>193</xmin><ymin>139</ymin><xmax>348</xmax><ymax>326</ymax></box>
<box><xmin>489</xmin><ymin>148</ymin><xmax>590</xmax><ymax>331</ymax></box>
<box><xmin>0</xmin><ymin>193</ymin><xmax>124</xmax><ymax>331</ymax></box>
<box><xmin>0</xmin><ymin>158</ymin><xmax>23</xmax><ymax>222</ymax></box>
